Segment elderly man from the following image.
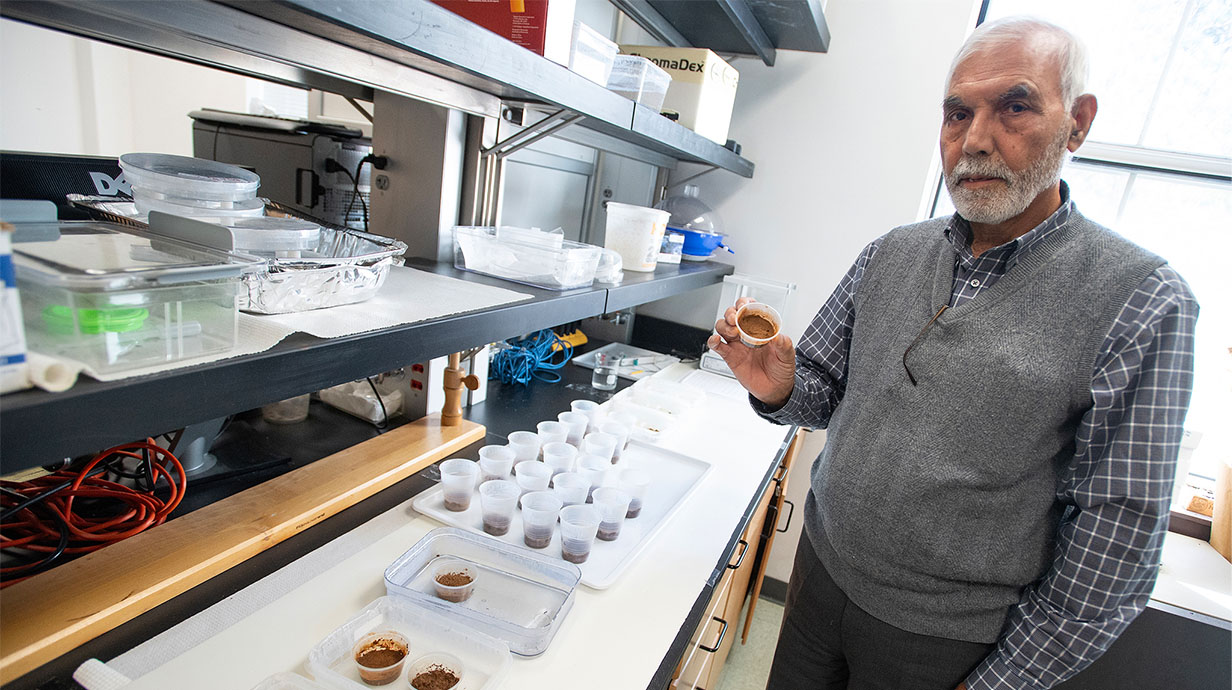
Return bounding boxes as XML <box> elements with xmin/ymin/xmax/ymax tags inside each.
<box><xmin>709</xmin><ymin>16</ymin><xmax>1198</xmax><ymax>690</ymax></box>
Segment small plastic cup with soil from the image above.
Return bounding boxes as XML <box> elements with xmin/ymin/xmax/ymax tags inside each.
<box><xmin>552</xmin><ymin>471</ymin><xmax>590</xmax><ymax>508</ymax></box>
<box><xmin>478</xmin><ymin>479</ymin><xmax>519</xmax><ymax>536</ymax></box>
<box><xmin>438</xmin><ymin>458</ymin><xmax>479</xmax><ymax>512</ymax></box>
<box><xmin>536</xmin><ymin>420</ymin><xmax>569</xmax><ymax>449</ymax></box>
<box><xmin>513</xmin><ymin>461</ymin><xmax>552</xmax><ymax>508</ymax></box>
<box><xmin>477</xmin><ymin>445</ymin><xmax>515</xmax><ymax>483</ymax></box>
<box><xmin>592</xmin><ymin>487</ymin><xmax>633</xmax><ymax>541</ymax></box>
<box><xmin>569</xmin><ymin>399</ymin><xmax>601</xmax><ymax>432</ymax></box>
<box><xmin>735</xmin><ymin>302</ymin><xmax>782</xmax><ymax>348</ymax></box>
<box><xmin>407</xmin><ymin>652</ymin><xmax>464</xmax><ymax>690</ymax></box>
<box><xmin>432</xmin><ymin>561</ymin><xmax>475</xmax><ymax>602</ymax></box>
<box><xmin>541</xmin><ymin>442</ymin><xmax>578</xmax><ymax>479</ymax></box>
<box><xmin>599</xmin><ymin>419</ymin><xmax>632</xmax><ymax>463</ymax></box>
<box><xmin>556</xmin><ymin>410</ymin><xmax>589</xmax><ymax>446</ymax></box>
<box><xmin>581</xmin><ymin>431</ymin><xmax>619</xmax><ymax>464</ymax></box>
<box><xmin>618</xmin><ymin>468</ymin><xmax>651</xmax><ymax>518</ymax></box>
<box><xmin>577</xmin><ymin>454</ymin><xmax>612</xmax><ymax>502</ymax></box>
<box><xmin>521</xmin><ymin>490</ymin><xmax>563</xmax><ymax>549</ymax></box>
<box><xmin>351</xmin><ymin>630</ymin><xmax>409</xmax><ymax>686</ymax></box>
<box><xmin>559</xmin><ymin>504</ymin><xmax>601</xmax><ymax>563</ymax></box>
<box><xmin>506</xmin><ymin>430</ymin><xmax>541</xmax><ymax>463</ymax></box>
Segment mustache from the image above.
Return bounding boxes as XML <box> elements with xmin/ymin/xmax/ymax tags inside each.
<box><xmin>949</xmin><ymin>157</ymin><xmax>1015</xmax><ymax>184</ymax></box>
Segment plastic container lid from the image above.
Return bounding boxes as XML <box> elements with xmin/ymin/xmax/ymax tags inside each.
<box><xmin>41</xmin><ymin>304</ymin><xmax>149</xmax><ymax>334</ymax></box>
<box><xmin>224</xmin><ymin>216</ymin><xmax>321</xmax><ymax>252</ymax></box>
<box><xmin>655</xmin><ymin>184</ymin><xmax>722</xmax><ymax>234</ymax></box>
<box><xmin>119</xmin><ymin>152</ymin><xmax>260</xmax><ymax>201</ymax></box>
<box><xmin>134</xmin><ymin>193</ymin><xmax>266</xmax><ymax>222</ymax></box>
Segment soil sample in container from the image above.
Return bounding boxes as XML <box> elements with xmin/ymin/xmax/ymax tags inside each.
<box><xmin>443</xmin><ymin>496</ymin><xmax>470</xmax><ymax>512</ymax></box>
<box><xmin>411</xmin><ymin>665</ymin><xmax>461</xmax><ymax>690</ymax></box>
<box><xmin>353</xmin><ymin>632</ymin><xmax>409</xmax><ymax>686</ymax></box>
<box><xmin>626</xmin><ymin>499</ymin><xmax>643</xmax><ymax>519</ymax></box>
<box><xmin>524</xmin><ymin>532</ymin><xmax>552</xmax><ymax>549</ymax></box>
<box><xmin>483</xmin><ymin>516</ymin><xmax>511</xmax><ymax>536</ymax></box>
<box><xmin>434</xmin><ymin>567</ymin><xmax>474</xmax><ymax>603</ymax></box>
<box><xmin>737</xmin><ymin>311</ymin><xmax>776</xmax><ymax>339</ymax></box>
<box><xmin>597</xmin><ymin>525</ymin><xmax>621</xmax><ymax>541</ymax></box>
<box><xmin>561</xmin><ymin>538</ymin><xmax>591</xmax><ymax>563</ymax></box>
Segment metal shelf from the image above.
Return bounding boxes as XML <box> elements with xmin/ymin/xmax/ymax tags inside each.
<box><xmin>1</xmin><ymin>0</ymin><xmax>755</xmax><ymax>176</ymax></box>
<box><xmin>0</xmin><ymin>260</ymin><xmax>732</xmax><ymax>470</ymax></box>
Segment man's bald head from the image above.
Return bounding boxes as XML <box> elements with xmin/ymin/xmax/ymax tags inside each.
<box><xmin>947</xmin><ymin>17</ymin><xmax>1089</xmax><ymax>110</ymax></box>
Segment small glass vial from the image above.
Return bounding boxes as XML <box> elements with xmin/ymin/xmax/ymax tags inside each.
<box><xmin>591</xmin><ymin>352</ymin><xmax>618</xmax><ymax>391</ymax></box>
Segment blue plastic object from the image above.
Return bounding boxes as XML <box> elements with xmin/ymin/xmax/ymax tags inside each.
<box><xmin>674</xmin><ymin>227</ymin><xmax>732</xmax><ymax>259</ymax></box>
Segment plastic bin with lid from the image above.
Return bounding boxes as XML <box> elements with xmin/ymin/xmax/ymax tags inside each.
<box><xmin>568</xmin><ymin>20</ymin><xmax>618</xmax><ymax>85</ymax></box>
<box><xmin>452</xmin><ymin>225</ymin><xmax>602</xmax><ymax>290</ymax></box>
<box><xmin>10</xmin><ymin>219</ymin><xmax>262</xmax><ymax>374</ymax></box>
<box><xmin>606</xmin><ymin>55</ymin><xmax>671</xmax><ymax>111</ymax></box>
<box><xmin>119</xmin><ymin>152</ymin><xmax>260</xmax><ymax>203</ymax></box>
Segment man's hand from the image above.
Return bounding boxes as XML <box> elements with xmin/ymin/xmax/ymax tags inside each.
<box><xmin>955</xmin><ymin>683</ymin><xmax>967</xmax><ymax>690</ymax></box>
<box><xmin>706</xmin><ymin>297</ymin><xmax>797</xmax><ymax>407</ymax></box>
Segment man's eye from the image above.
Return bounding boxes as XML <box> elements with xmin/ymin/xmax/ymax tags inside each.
<box><xmin>947</xmin><ymin>111</ymin><xmax>968</xmax><ymax>122</ymax></box>
<box><xmin>1006</xmin><ymin>103</ymin><xmax>1029</xmax><ymax>114</ymax></box>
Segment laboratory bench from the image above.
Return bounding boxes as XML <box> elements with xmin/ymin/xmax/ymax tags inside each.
<box><xmin>2</xmin><ymin>352</ymin><xmax>798</xmax><ymax>690</ymax></box>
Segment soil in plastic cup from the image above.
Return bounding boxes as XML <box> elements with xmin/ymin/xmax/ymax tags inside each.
<box><xmin>521</xmin><ymin>491</ymin><xmax>563</xmax><ymax>549</ymax></box>
<box><xmin>506</xmin><ymin>431</ymin><xmax>541</xmax><ymax>463</ymax></box>
<box><xmin>559</xmin><ymin>504</ymin><xmax>602</xmax><ymax>564</ymax></box>
<box><xmin>735</xmin><ymin>302</ymin><xmax>783</xmax><ymax>348</ymax></box>
<box><xmin>439</xmin><ymin>458</ymin><xmax>479</xmax><ymax>512</ymax></box>
<box><xmin>514</xmin><ymin>461</ymin><xmax>552</xmax><ymax>507</ymax></box>
<box><xmin>552</xmin><ymin>472</ymin><xmax>590</xmax><ymax>508</ymax></box>
<box><xmin>407</xmin><ymin>652</ymin><xmax>463</xmax><ymax>690</ymax></box>
<box><xmin>541</xmin><ymin>442</ymin><xmax>578</xmax><ymax>479</ymax></box>
<box><xmin>352</xmin><ymin>630</ymin><xmax>409</xmax><ymax>686</ymax></box>
<box><xmin>618</xmin><ymin>468</ymin><xmax>651</xmax><ymax>518</ymax></box>
<box><xmin>592</xmin><ymin>487</ymin><xmax>633</xmax><ymax>541</ymax></box>
<box><xmin>432</xmin><ymin>561</ymin><xmax>475</xmax><ymax>602</ymax></box>
<box><xmin>599</xmin><ymin>420</ymin><xmax>632</xmax><ymax>463</ymax></box>
<box><xmin>478</xmin><ymin>479</ymin><xmax>519</xmax><ymax>536</ymax></box>
<box><xmin>581</xmin><ymin>431</ymin><xmax>619</xmax><ymax>464</ymax></box>
<box><xmin>477</xmin><ymin>445</ymin><xmax>515</xmax><ymax>483</ymax></box>
<box><xmin>591</xmin><ymin>352</ymin><xmax>618</xmax><ymax>391</ymax></box>
<box><xmin>536</xmin><ymin>420</ymin><xmax>569</xmax><ymax>449</ymax></box>
<box><xmin>557</xmin><ymin>411</ymin><xmax>589</xmax><ymax>446</ymax></box>
<box><xmin>570</xmin><ymin>399</ymin><xmax>601</xmax><ymax>432</ymax></box>
<box><xmin>577</xmin><ymin>454</ymin><xmax>612</xmax><ymax>501</ymax></box>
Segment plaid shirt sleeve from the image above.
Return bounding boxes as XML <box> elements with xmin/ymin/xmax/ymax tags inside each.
<box><xmin>966</xmin><ymin>265</ymin><xmax>1199</xmax><ymax>690</ymax></box>
<box><xmin>750</xmin><ymin>240</ymin><xmax>880</xmax><ymax>428</ymax></box>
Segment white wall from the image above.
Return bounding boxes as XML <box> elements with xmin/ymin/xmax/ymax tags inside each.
<box><xmin>642</xmin><ymin>0</ymin><xmax>982</xmax><ymax>584</ymax></box>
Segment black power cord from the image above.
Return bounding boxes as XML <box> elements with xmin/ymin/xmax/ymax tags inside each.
<box><xmin>327</xmin><ymin>154</ymin><xmax>388</xmax><ymax>233</ymax></box>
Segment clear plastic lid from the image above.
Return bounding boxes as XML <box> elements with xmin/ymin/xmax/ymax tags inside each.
<box><xmin>12</xmin><ymin>221</ymin><xmax>263</xmax><ymax>290</ymax></box>
<box><xmin>224</xmin><ymin>216</ymin><xmax>321</xmax><ymax>252</ymax></box>
<box><xmin>134</xmin><ymin>193</ymin><xmax>266</xmax><ymax>222</ymax></box>
<box><xmin>119</xmin><ymin>152</ymin><xmax>260</xmax><ymax>201</ymax></box>
<box><xmin>655</xmin><ymin>184</ymin><xmax>722</xmax><ymax>235</ymax></box>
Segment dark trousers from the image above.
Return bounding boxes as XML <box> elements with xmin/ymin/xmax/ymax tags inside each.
<box><xmin>765</xmin><ymin>533</ymin><xmax>995</xmax><ymax>690</ymax></box>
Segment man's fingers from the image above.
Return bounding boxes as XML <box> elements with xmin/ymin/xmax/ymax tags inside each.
<box><xmin>715</xmin><ymin>317</ymin><xmax>741</xmax><ymax>341</ymax></box>
<box><xmin>735</xmin><ymin>296</ymin><xmax>756</xmax><ymax>310</ymax></box>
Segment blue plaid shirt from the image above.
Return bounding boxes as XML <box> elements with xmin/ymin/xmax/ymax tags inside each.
<box><xmin>757</xmin><ymin>184</ymin><xmax>1199</xmax><ymax>689</ymax></box>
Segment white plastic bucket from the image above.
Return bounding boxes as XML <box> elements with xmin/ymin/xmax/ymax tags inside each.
<box><xmin>603</xmin><ymin>202</ymin><xmax>670</xmax><ymax>272</ymax></box>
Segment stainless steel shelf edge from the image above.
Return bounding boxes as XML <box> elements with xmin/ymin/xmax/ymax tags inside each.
<box><xmin>605</xmin><ymin>261</ymin><xmax>734</xmax><ymax>313</ymax></box>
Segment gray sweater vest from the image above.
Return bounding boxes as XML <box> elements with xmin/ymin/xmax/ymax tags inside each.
<box><xmin>804</xmin><ymin>209</ymin><xmax>1163</xmax><ymax>643</ymax></box>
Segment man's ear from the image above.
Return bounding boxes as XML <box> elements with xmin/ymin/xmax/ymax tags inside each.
<box><xmin>1067</xmin><ymin>94</ymin><xmax>1098</xmax><ymax>152</ymax></box>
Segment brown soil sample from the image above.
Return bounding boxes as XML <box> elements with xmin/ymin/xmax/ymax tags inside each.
<box><xmin>443</xmin><ymin>497</ymin><xmax>470</xmax><ymax>512</ymax></box>
<box><xmin>597</xmin><ymin>526</ymin><xmax>620</xmax><ymax>541</ymax></box>
<box><xmin>354</xmin><ymin>638</ymin><xmax>407</xmax><ymax>685</ymax></box>
<box><xmin>626</xmin><ymin>501</ymin><xmax>642</xmax><ymax>519</ymax></box>
<box><xmin>411</xmin><ymin>665</ymin><xmax>460</xmax><ymax>690</ymax></box>
<box><xmin>524</xmin><ymin>533</ymin><xmax>551</xmax><ymax>548</ymax></box>
<box><xmin>483</xmin><ymin>519</ymin><xmax>509</xmax><ymax>536</ymax></box>
<box><xmin>357</xmin><ymin>647</ymin><xmax>404</xmax><ymax>668</ymax></box>
<box><xmin>435</xmin><ymin>571</ymin><xmax>472</xmax><ymax>587</ymax></box>
<box><xmin>562</xmin><ymin>548</ymin><xmax>589</xmax><ymax>563</ymax></box>
<box><xmin>738</xmin><ymin>312</ymin><xmax>776</xmax><ymax>339</ymax></box>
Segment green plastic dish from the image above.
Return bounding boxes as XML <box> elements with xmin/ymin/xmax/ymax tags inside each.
<box><xmin>42</xmin><ymin>305</ymin><xmax>150</xmax><ymax>335</ymax></box>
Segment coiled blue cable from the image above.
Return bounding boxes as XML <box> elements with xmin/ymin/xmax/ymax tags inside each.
<box><xmin>489</xmin><ymin>329</ymin><xmax>573</xmax><ymax>385</ymax></box>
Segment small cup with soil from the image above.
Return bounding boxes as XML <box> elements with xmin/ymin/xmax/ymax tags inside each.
<box><xmin>521</xmin><ymin>491</ymin><xmax>563</xmax><ymax>549</ymax></box>
<box><xmin>478</xmin><ymin>479</ymin><xmax>519</xmax><ymax>536</ymax></box>
<box><xmin>514</xmin><ymin>460</ymin><xmax>552</xmax><ymax>508</ymax></box>
<box><xmin>617</xmin><ymin>469</ymin><xmax>651</xmax><ymax>519</ymax></box>
<box><xmin>407</xmin><ymin>652</ymin><xmax>464</xmax><ymax>690</ymax></box>
<box><xmin>559</xmin><ymin>504</ymin><xmax>601</xmax><ymax>563</ymax></box>
<box><xmin>592</xmin><ymin>487</ymin><xmax>633</xmax><ymax>541</ymax></box>
<box><xmin>735</xmin><ymin>302</ymin><xmax>782</xmax><ymax>348</ymax></box>
<box><xmin>432</xmin><ymin>561</ymin><xmax>475</xmax><ymax>602</ymax></box>
<box><xmin>577</xmin><ymin>454</ymin><xmax>611</xmax><ymax>502</ymax></box>
<box><xmin>477</xmin><ymin>445</ymin><xmax>515</xmax><ymax>483</ymax></box>
<box><xmin>552</xmin><ymin>471</ymin><xmax>590</xmax><ymax>508</ymax></box>
<box><xmin>352</xmin><ymin>630</ymin><xmax>409</xmax><ymax>686</ymax></box>
<box><xmin>438</xmin><ymin>458</ymin><xmax>479</xmax><ymax>512</ymax></box>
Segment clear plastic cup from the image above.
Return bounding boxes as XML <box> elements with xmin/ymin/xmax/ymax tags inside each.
<box><xmin>513</xmin><ymin>461</ymin><xmax>552</xmax><ymax>506</ymax></box>
<box><xmin>569</xmin><ymin>399</ymin><xmax>602</xmax><ymax>432</ymax></box>
<box><xmin>577</xmin><ymin>454</ymin><xmax>612</xmax><ymax>501</ymax></box>
<box><xmin>552</xmin><ymin>472</ymin><xmax>590</xmax><ymax>508</ymax></box>
<box><xmin>735</xmin><ymin>302</ymin><xmax>783</xmax><ymax>347</ymax></box>
<box><xmin>351</xmin><ymin>630</ymin><xmax>409</xmax><ymax>686</ymax></box>
<box><xmin>439</xmin><ymin>458</ymin><xmax>479</xmax><ymax>512</ymax></box>
<box><xmin>599</xmin><ymin>419</ymin><xmax>633</xmax><ymax>463</ymax></box>
<box><xmin>557</xmin><ymin>411</ymin><xmax>589</xmax><ymax>446</ymax></box>
<box><xmin>559</xmin><ymin>504</ymin><xmax>602</xmax><ymax>564</ymax></box>
<box><xmin>581</xmin><ymin>431</ymin><xmax>619</xmax><ymax>464</ymax></box>
<box><xmin>541</xmin><ymin>441</ymin><xmax>578</xmax><ymax>478</ymax></box>
<box><xmin>537</xmin><ymin>420</ymin><xmax>569</xmax><ymax>448</ymax></box>
<box><xmin>478</xmin><ymin>445</ymin><xmax>515</xmax><ymax>483</ymax></box>
<box><xmin>520</xmin><ymin>491</ymin><xmax>563</xmax><ymax>549</ymax></box>
<box><xmin>406</xmin><ymin>652</ymin><xmax>464</xmax><ymax>690</ymax></box>
<box><xmin>478</xmin><ymin>479</ymin><xmax>519</xmax><ymax>536</ymax></box>
<box><xmin>618</xmin><ymin>468</ymin><xmax>651</xmax><ymax>518</ymax></box>
<box><xmin>506</xmin><ymin>431</ymin><xmax>541</xmax><ymax>463</ymax></box>
<box><xmin>592</xmin><ymin>487</ymin><xmax>633</xmax><ymax>541</ymax></box>
<box><xmin>432</xmin><ymin>559</ymin><xmax>475</xmax><ymax>602</ymax></box>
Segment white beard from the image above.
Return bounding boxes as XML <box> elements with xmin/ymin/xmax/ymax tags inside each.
<box><xmin>945</xmin><ymin>125</ymin><xmax>1072</xmax><ymax>225</ymax></box>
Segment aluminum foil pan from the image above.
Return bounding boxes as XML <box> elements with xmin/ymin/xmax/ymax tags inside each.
<box><xmin>67</xmin><ymin>196</ymin><xmax>407</xmax><ymax>314</ymax></box>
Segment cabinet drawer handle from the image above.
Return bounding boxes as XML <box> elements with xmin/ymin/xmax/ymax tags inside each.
<box><xmin>776</xmin><ymin>499</ymin><xmax>795</xmax><ymax>533</ymax></box>
<box><xmin>727</xmin><ymin>539</ymin><xmax>749</xmax><ymax>570</ymax></box>
<box><xmin>698</xmin><ymin>616</ymin><xmax>728</xmax><ymax>653</ymax></box>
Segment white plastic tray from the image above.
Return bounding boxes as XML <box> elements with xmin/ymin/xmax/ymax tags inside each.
<box><xmin>412</xmin><ymin>441</ymin><xmax>712</xmax><ymax>589</ymax></box>
<box><xmin>306</xmin><ymin>596</ymin><xmax>511</xmax><ymax>690</ymax></box>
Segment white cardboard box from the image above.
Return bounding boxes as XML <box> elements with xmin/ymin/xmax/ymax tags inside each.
<box><xmin>618</xmin><ymin>45</ymin><xmax>740</xmax><ymax>145</ymax></box>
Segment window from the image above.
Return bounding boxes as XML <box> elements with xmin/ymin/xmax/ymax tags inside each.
<box><xmin>933</xmin><ymin>0</ymin><xmax>1232</xmax><ymax>483</ymax></box>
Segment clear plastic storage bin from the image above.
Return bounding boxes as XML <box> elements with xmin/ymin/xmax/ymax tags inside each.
<box><xmin>384</xmin><ymin>527</ymin><xmax>581</xmax><ymax>657</ymax></box>
<box><xmin>569</xmin><ymin>20</ymin><xmax>619</xmax><ymax>85</ymax></box>
<box><xmin>452</xmin><ymin>226</ymin><xmax>602</xmax><ymax>290</ymax></box>
<box><xmin>11</xmin><ymin>221</ymin><xmax>260</xmax><ymax>374</ymax></box>
<box><xmin>606</xmin><ymin>55</ymin><xmax>671</xmax><ymax>111</ymax></box>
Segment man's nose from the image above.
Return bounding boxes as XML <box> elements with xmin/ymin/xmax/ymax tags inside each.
<box><xmin>962</xmin><ymin>111</ymin><xmax>995</xmax><ymax>157</ymax></box>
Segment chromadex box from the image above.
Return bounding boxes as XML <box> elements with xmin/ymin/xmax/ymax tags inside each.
<box><xmin>618</xmin><ymin>46</ymin><xmax>739</xmax><ymax>145</ymax></box>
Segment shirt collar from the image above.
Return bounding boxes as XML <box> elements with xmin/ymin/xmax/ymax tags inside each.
<box><xmin>945</xmin><ymin>181</ymin><xmax>1073</xmax><ymax>269</ymax></box>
